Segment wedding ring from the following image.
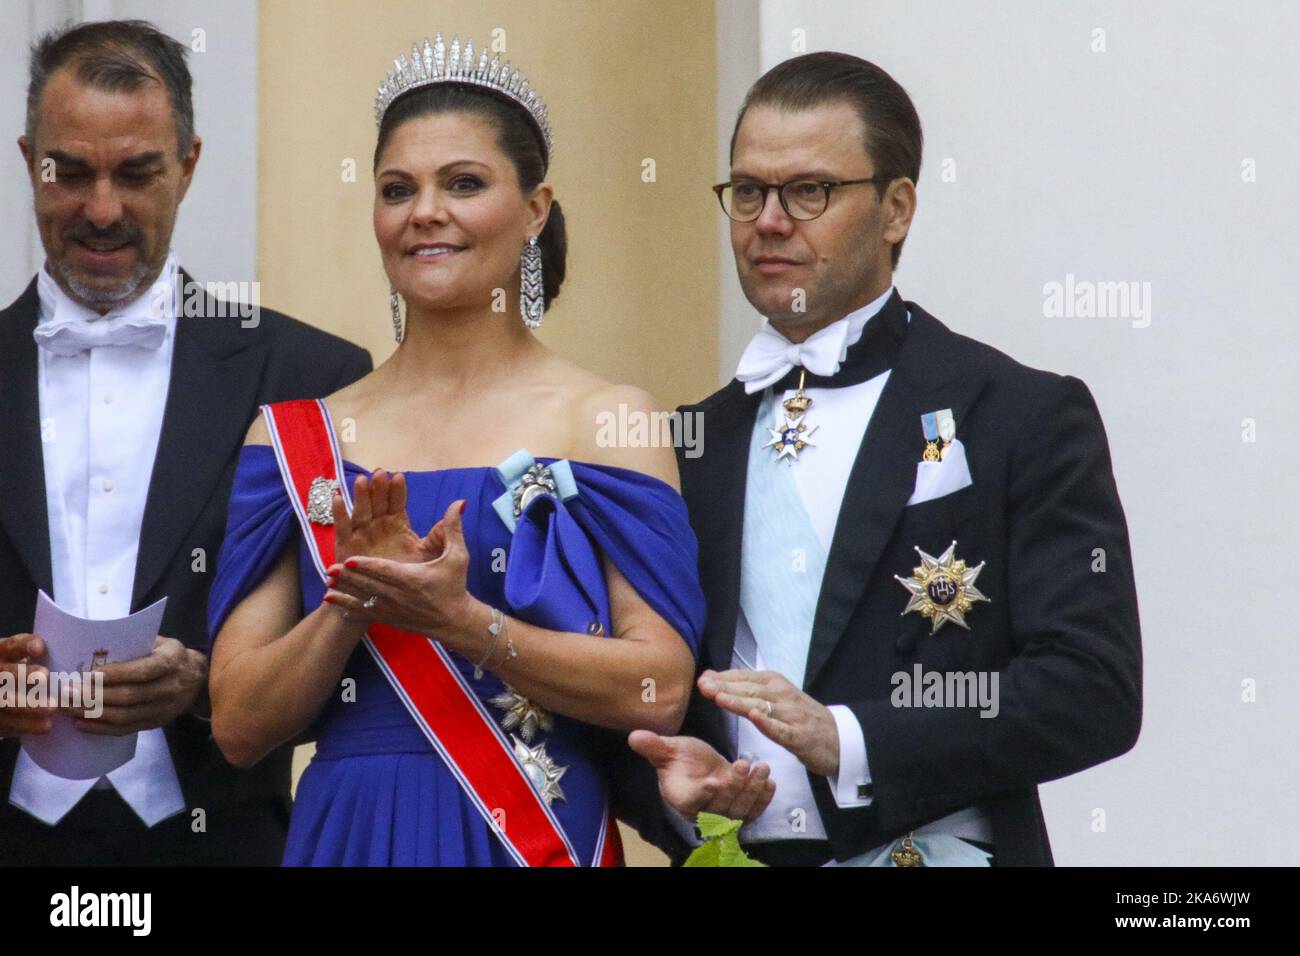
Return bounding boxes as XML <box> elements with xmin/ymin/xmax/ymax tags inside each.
<box><xmin>363</xmin><ymin>595</ymin><xmax>378</xmax><ymax>609</ymax></box>
<box><xmin>765</xmin><ymin>700</ymin><xmax>773</xmax><ymax>718</ymax></box>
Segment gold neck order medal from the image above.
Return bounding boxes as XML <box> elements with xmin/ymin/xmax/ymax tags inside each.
<box><xmin>763</xmin><ymin>369</ymin><xmax>818</xmax><ymax>463</ymax></box>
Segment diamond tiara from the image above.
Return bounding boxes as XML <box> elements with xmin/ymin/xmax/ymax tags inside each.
<box><xmin>374</xmin><ymin>34</ymin><xmax>553</xmax><ymax>167</ymax></box>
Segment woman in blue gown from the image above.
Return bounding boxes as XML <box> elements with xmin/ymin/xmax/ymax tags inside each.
<box><xmin>206</xmin><ymin>35</ymin><xmax>706</xmax><ymax>866</ymax></box>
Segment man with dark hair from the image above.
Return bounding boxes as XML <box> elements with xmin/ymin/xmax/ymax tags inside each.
<box><xmin>0</xmin><ymin>19</ymin><xmax>371</xmax><ymax>865</ymax></box>
<box><xmin>626</xmin><ymin>51</ymin><xmax>1142</xmax><ymax>866</ymax></box>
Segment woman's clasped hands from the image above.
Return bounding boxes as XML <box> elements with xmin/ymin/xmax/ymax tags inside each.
<box><xmin>321</xmin><ymin>468</ymin><xmax>477</xmax><ymax>640</ymax></box>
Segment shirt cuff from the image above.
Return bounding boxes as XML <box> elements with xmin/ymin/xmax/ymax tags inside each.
<box><xmin>826</xmin><ymin>705</ymin><xmax>873</xmax><ymax>808</ymax></box>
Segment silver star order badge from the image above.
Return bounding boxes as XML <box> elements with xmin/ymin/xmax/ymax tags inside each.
<box><xmin>489</xmin><ymin>685</ymin><xmax>554</xmax><ymax>743</ymax></box>
<box><xmin>895</xmin><ymin>540</ymin><xmax>989</xmax><ymax>634</ymax></box>
<box><xmin>512</xmin><ymin>735</ymin><xmax>567</xmax><ymax>805</ymax></box>
<box><xmin>306</xmin><ymin>476</ymin><xmax>340</xmax><ymax>525</ymax></box>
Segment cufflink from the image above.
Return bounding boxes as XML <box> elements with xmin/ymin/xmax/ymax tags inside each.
<box><xmin>857</xmin><ymin>782</ymin><xmax>874</xmax><ymax>800</ymax></box>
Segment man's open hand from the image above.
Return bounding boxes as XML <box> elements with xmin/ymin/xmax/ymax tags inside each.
<box><xmin>629</xmin><ymin>729</ymin><xmax>775</xmax><ymax>823</ymax></box>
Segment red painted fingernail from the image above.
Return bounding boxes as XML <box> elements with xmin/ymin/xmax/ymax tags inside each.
<box><xmin>459</xmin><ymin>500</ymin><xmax>467</xmax><ymax>515</ymax></box>
<box><xmin>344</xmin><ymin>559</ymin><xmax>358</xmax><ymax>569</ymax></box>
<box><xmin>326</xmin><ymin>577</ymin><xmax>337</xmax><ymax>587</ymax></box>
<box><xmin>323</xmin><ymin>594</ymin><xmax>335</xmax><ymax>604</ymax></box>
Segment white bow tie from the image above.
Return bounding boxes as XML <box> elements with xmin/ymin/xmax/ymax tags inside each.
<box><xmin>735</xmin><ymin>318</ymin><xmax>852</xmax><ymax>393</ymax></box>
<box><xmin>34</xmin><ymin>314</ymin><xmax>169</xmax><ymax>357</ymax></box>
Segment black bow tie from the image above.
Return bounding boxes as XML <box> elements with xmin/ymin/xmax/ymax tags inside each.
<box><xmin>771</xmin><ymin>289</ymin><xmax>910</xmax><ymax>392</ymax></box>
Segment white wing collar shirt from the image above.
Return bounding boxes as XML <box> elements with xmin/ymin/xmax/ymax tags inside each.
<box><xmin>10</xmin><ymin>255</ymin><xmax>186</xmax><ymax>827</ymax></box>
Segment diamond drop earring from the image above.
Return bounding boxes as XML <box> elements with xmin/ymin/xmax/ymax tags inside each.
<box><xmin>520</xmin><ymin>236</ymin><xmax>544</xmax><ymax>330</ymax></box>
<box><xmin>390</xmin><ymin>285</ymin><xmax>403</xmax><ymax>343</ymax></box>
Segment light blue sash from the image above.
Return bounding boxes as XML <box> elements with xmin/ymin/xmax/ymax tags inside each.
<box><xmin>739</xmin><ymin>390</ymin><xmax>828</xmax><ymax>689</ymax></box>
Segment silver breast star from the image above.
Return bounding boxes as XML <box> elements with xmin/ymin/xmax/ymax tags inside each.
<box><xmin>895</xmin><ymin>540</ymin><xmax>989</xmax><ymax>634</ymax></box>
<box><xmin>512</xmin><ymin>735</ymin><xmax>567</xmax><ymax>805</ymax></box>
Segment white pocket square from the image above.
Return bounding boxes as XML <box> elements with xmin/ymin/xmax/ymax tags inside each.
<box><xmin>907</xmin><ymin>438</ymin><xmax>973</xmax><ymax>506</ymax></box>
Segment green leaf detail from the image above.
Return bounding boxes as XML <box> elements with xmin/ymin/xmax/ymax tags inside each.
<box><xmin>682</xmin><ymin>840</ymin><xmax>722</xmax><ymax>867</ymax></box>
<box><xmin>682</xmin><ymin>813</ymin><xmax>767</xmax><ymax>867</ymax></box>
<box><xmin>696</xmin><ymin>812</ymin><xmax>743</xmax><ymax>838</ymax></box>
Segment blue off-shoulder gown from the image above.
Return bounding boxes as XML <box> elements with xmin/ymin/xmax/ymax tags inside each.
<box><xmin>208</xmin><ymin>445</ymin><xmax>705</xmax><ymax>866</ymax></box>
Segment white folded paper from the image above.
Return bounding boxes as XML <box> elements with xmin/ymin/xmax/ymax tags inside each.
<box><xmin>19</xmin><ymin>590</ymin><xmax>166</xmax><ymax>780</ymax></box>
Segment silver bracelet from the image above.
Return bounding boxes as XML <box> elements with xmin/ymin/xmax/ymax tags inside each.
<box><xmin>474</xmin><ymin>607</ymin><xmax>504</xmax><ymax>680</ymax></box>
<box><xmin>500</xmin><ymin>614</ymin><xmax>517</xmax><ymax>665</ymax></box>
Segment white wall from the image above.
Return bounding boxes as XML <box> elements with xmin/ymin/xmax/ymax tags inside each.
<box><xmin>0</xmin><ymin>0</ymin><xmax>65</xmax><ymax>299</ymax></box>
<box><xmin>718</xmin><ymin>0</ymin><xmax>1300</xmax><ymax>864</ymax></box>
<box><xmin>0</xmin><ymin>0</ymin><xmax>258</xmax><ymax>305</ymax></box>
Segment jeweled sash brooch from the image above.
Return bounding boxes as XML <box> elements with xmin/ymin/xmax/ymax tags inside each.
<box><xmin>307</xmin><ymin>476</ymin><xmax>340</xmax><ymax>525</ymax></box>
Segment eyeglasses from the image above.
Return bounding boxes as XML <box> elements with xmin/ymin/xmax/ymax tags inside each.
<box><xmin>713</xmin><ymin>176</ymin><xmax>893</xmax><ymax>222</ymax></box>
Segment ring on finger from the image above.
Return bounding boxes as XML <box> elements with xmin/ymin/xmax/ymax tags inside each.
<box><xmin>764</xmin><ymin>699</ymin><xmax>773</xmax><ymax>719</ymax></box>
<box><xmin>362</xmin><ymin>595</ymin><xmax>378</xmax><ymax>610</ymax></box>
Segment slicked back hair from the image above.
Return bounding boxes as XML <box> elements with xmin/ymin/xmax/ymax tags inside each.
<box><xmin>730</xmin><ymin>52</ymin><xmax>922</xmax><ymax>268</ymax></box>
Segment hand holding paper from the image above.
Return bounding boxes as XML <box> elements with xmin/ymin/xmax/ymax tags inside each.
<box><xmin>19</xmin><ymin>591</ymin><xmax>171</xmax><ymax>779</ymax></box>
<box><xmin>0</xmin><ymin>632</ymin><xmax>56</xmax><ymax>736</ymax></box>
<box><xmin>73</xmin><ymin>633</ymin><xmax>208</xmax><ymax>736</ymax></box>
